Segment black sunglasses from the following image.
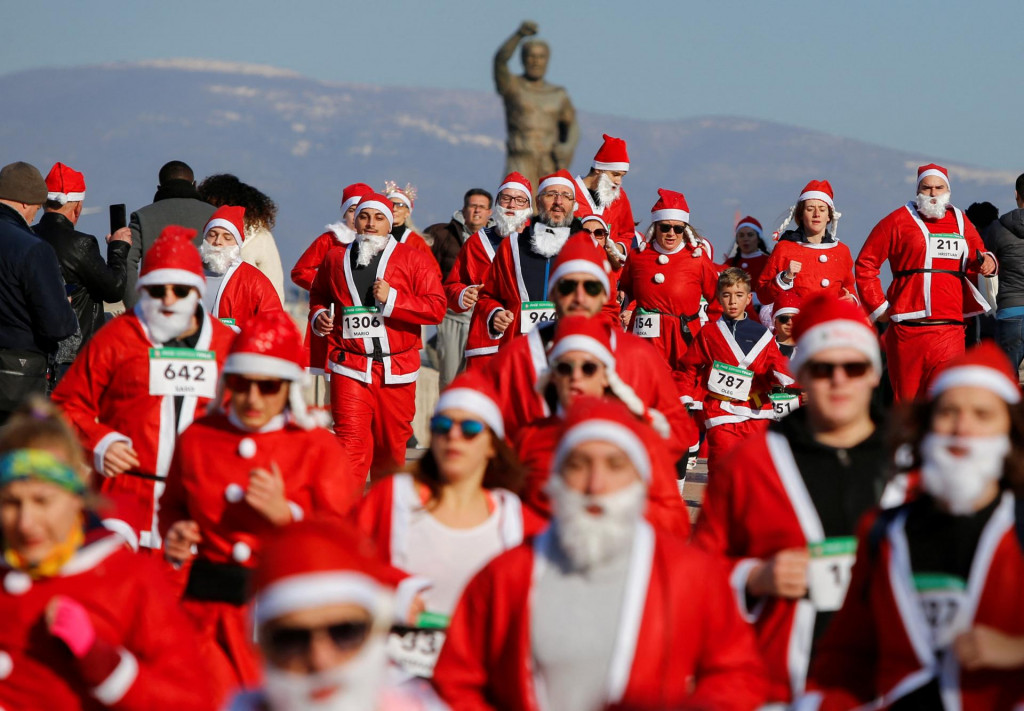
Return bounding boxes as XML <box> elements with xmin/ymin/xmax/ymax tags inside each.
<box><xmin>430</xmin><ymin>415</ymin><xmax>486</xmax><ymax>439</ymax></box>
<box><xmin>775</xmin><ymin>315</ymin><xmax>793</xmax><ymax>324</ymax></box>
<box><xmin>657</xmin><ymin>224</ymin><xmax>686</xmax><ymax>235</ymax></box>
<box><xmin>555</xmin><ymin>279</ymin><xmax>604</xmax><ymax>297</ymax></box>
<box><xmin>554</xmin><ymin>360</ymin><xmax>601</xmax><ymax>378</ymax></box>
<box><xmin>804</xmin><ymin>361</ymin><xmax>872</xmax><ymax>380</ymax></box>
<box><xmin>581</xmin><ymin>227</ymin><xmax>609</xmax><ymax>239</ymax></box>
<box><xmin>266</xmin><ymin>620</ymin><xmax>372</xmax><ymax>659</ymax></box>
<box><xmin>225</xmin><ymin>374</ymin><xmax>286</xmax><ymax>395</ymax></box>
<box><xmin>144</xmin><ymin>285</ymin><xmax>192</xmax><ymax>299</ymax></box>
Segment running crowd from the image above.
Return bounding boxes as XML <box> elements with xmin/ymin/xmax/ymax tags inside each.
<box><xmin>1</xmin><ymin>134</ymin><xmax>1024</xmax><ymax>711</ymax></box>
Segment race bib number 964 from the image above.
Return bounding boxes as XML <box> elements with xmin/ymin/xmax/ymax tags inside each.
<box><xmin>927</xmin><ymin>233</ymin><xmax>966</xmax><ymax>261</ymax></box>
<box><xmin>148</xmin><ymin>348</ymin><xmax>217</xmax><ymax>398</ymax></box>
<box><xmin>521</xmin><ymin>301</ymin><xmax>557</xmax><ymax>334</ymax></box>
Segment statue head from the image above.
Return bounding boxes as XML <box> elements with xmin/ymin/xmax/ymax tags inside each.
<box><xmin>520</xmin><ymin>39</ymin><xmax>550</xmax><ymax>81</ymax></box>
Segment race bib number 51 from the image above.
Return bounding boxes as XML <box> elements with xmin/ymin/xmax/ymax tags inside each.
<box><xmin>148</xmin><ymin>348</ymin><xmax>217</xmax><ymax>398</ymax></box>
<box><xmin>342</xmin><ymin>306</ymin><xmax>385</xmax><ymax>339</ymax></box>
<box><xmin>708</xmin><ymin>361</ymin><xmax>753</xmax><ymax>401</ymax></box>
<box><xmin>927</xmin><ymin>233</ymin><xmax>966</xmax><ymax>261</ymax></box>
<box><xmin>807</xmin><ymin>536</ymin><xmax>857</xmax><ymax>612</ymax></box>
<box><xmin>521</xmin><ymin>301</ymin><xmax>557</xmax><ymax>334</ymax></box>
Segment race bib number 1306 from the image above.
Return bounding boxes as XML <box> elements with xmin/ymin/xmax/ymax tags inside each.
<box><xmin>148</xmin><ymin>348</ymin><xmax>217</xmax><ymax>398</ymax></box>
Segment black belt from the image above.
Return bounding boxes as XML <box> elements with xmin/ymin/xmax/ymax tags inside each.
<box><xmin>122</xmin><ymin>470</ymin><xmax>164</xmax><ymax>481</ymax></box>
<box><xmin>184</xmin><ymin>557</ymin><xmax>251</xmax><ymax>605</ymax></box>
<box><xmin>893</xmin><ymin>268</ymin><xmax>965</xmax><ymax>278</ymax></box>
<box><xmin>894</xmin><ymin>320</ymin><xmax>964</xmax><ymax>328</ymax></box>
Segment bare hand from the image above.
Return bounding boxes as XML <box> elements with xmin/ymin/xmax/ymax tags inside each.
<box><xmin>407</xmin><ymin>593</ymin><xmax>427</xmax><ymax>626</ymax></box>
<box><xmin>245</xmin><ymin>462</ymin><xmax>292</xmax><ymax>526</ymax></box>
<box><xmin>164</xmin><ymin>520</ymin><xmax>201</xmax><ymax>565</ymax></box>
<box><xmin>106</xmin><ymin>227</ymin><xmax>132</xmax><ymax>245</ymax></box>
<box><xmin>747</xmin><ymin>548</ymin><xmax>810</xmax><ymax>599</ymax></box>
<box><xmin>373</xmin><ymin>279</ymin><xmax>392</xmax><ymax>304</ymax></box>
<box><xmin>492</xmin><ymin>310</ymin><xmax>515</xmax><ymax>334</ymax></box>
<box><xmin>518</xmin><ymin>20</ymin><xmax>538</xmax><ymax>36</ymax></box>
<box><xmin>314</xmin><ymin>311</ymin><xmax>334</xmax><ymax>334</ymax></box>
<box><xmin>979</xmin><ymin>253</ymin><xmax>997</xmax><ymax>276</ymax></box>
<box><xmin>954</xmin><ymin>625</ymin><xmax>1024</xmax><ymax>671</ymax></box>
<box><xmin>620</xmin><ymin>310</ymin><xmax>633</xmax><ymax>330</ymax></box>
<box><xmin>462</xmin><ymin>285</ymin><xmax>480</xmax><ymax>308</ymax></box>
<box><xmin>783</xmin><ymin>260</ymin><xmax>802</xmax><ymax>283</ymax></box>
<box><xmin>839</xmin><ymin>287</ymin><xmax>857</xmax><ymax>303</ymax></box>
<box><xmin>103</xmin><ymin>441</ymin><xmax>139</xmax><ymax>478</ymax></box>
<box><xmin>875</xmin><ymin>309</ymin><xmax>890</xmax><ymax>324</ymax></box>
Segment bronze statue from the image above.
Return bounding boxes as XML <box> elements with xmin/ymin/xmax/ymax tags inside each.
<box><xmin>494</xmin><ymin>21</ymin><xmax>579</xmax><ymax>194</ymax></box>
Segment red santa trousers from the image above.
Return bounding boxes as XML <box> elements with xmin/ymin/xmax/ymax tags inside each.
<box><xmin>883</xmin><ymin>322</ymin><xmax>964</xmax><ymax>402</ymax></box>
<box><xmin>330</xmin><ymin>360</ymin><xmax>415</xmax><ymax>481</ymax></box>
<box><xmin>705</xmin><ymin>418</ymin><xmax>770</xmax><ymax>477</ymax></box>
<box><xmin>180</xmin><ymin>598</ymin><xmax>261</xmax><ymax>702</ymax></box>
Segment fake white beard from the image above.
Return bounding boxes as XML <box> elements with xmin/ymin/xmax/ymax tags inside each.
<box><xmin>915</xmin><ymin>191</ymin><xmax>951</xmax><ymax>220</ymax></box>
<box><xmin>262</xmin><ymin>634</ymin><xmax>388</xmax><ymax>711</ymax></box>
<box><xmin>548</xmin><ymin>476</ymin><xmax>645</xmax><ymax>571</ymax></box>
<box><xmin>595</xmin><ymin>172</ymin><xmax>621</xmax><ymax>207</ymax></box>
<box><xmin>138</xmin><ymin>290</ymin><xmax>199</xmax><ymax>344</ymax></box>
<box><xmin>530</xmin><ymin>223</ymin><xmax>572</xmax><ymax>258</ymax></box>
<box><xmin>199</xmin><ymin>241</ymin><xmax>241</xmax><ymax>275</ymax></box>
<box><xmin>920</xmin><ymin>433</ymin><xmax>1009</xmax><ymax>515</ymax></box>
<box><xmin>356</xmin><ymin>233</ymin><xmax>389</xmax><ymax>267</ymax></box>
<box><xmin>494</xmin><ymin>206</ymin><xmax>531</xmax><ymax>237</ymax></box>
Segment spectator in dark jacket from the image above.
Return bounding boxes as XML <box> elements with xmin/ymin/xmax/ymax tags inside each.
<box><xmin>964</xmin><ymin>201</ymin><xmax>1000</xmax><ymax>347</ymax></box>
<box><xmin>983</xmin><ymin>173</ymin><xmax>1024</xmax><ymax>370</ymax></box>
<box><xmin>0</xmin><ymin>161</ymin><xmax>77</xmax><ymax>423</ymax></box>
<box><xmin>123</xmin><ymin>160</ymin><xmax>214</xmax><ymax>307</ymax></box>
<box><xmin>34</xmin><ymin>163</ymin><xmax>131</xmax><ymax>351</ymax></box>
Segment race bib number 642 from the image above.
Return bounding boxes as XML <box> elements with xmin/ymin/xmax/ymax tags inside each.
<box><xmin>148</xmin><ymin>348</ymin><xmax>217</xmax><ymax>398</ymax></box>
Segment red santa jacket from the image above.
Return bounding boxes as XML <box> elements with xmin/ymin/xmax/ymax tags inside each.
<box><xmin>292</xmin><ymin>224</ymin><xmax>352</xmax><ymax>372</ymax></box>
<box><xmin>0</xmin><ymin>527</ymin><xmax>215</xmax><ymax>711</ymax></box>
<box><xmin>396</xmin><ymin>226</ymin><xmax>441</xmax><ymax>273</ymax></box>
<box><xmin>855</xmin><ymin>203</ymin><xmax>994</xmax><ymax>322</ymax></box>
<box><xmin>803</xmin><ymin>492</ymin><xmax>1024</xmax><ymax>711</ymax></box>
<box><xmin>53</xmin><ymin>309</ymin><xmax>235</xmax><ymax>548</ymax></box>
<box><xmin>573</xmin><ymin>176</ymin><xmax>636</xmax><ymax>253</ymax></box>
<box><xmin>432</xmin><ymin>521</ymin><xmax>768</xmax><ymax>711</ymax></box>
<box><xmin>309</xmin><ymin>240</ymin><xmax>445</xmax><ymax>385</ymax></box>
<box><xmin>678</xmin><ymin>318</ymin><xmax>794</xmax><ymax>428</ymax></box>
<box><xmin>724</xmin><ymin>251</ymin><xmax>771</xmax><ymax>289</ymax></box>
<box><xmin>756</xmin><ymin>239</ymin><xmax>857</xmax><ymax>307</ymax></box>
<box><xmin>210</xmin><ymin>260</ymin><xmax>282</xmax><ymax>329</ymax></box>
<box><xmin>447</xmin><ymin>228</ymin><xmax>508</xmax><ymax>362</ymax></box>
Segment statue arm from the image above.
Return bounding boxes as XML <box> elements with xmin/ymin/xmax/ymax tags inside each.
<box><xmin>554</xmin><ymin>95</ymin><xmax>579</xmax><ymax>169</ymax></box>
<box><xmin>494</xmin><ymin>22</ymin><xmax>536</xmax><ymax>95</ymax></box>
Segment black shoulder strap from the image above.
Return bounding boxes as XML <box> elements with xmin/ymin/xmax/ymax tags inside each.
<box><xmin>867</xmin><ymin>504</ymin><xmax>906</xmax><ymax>560</ymax></box>
<box><xmin>1015</xmin><ymin>495</ymin><xmax>1024</xmax><ymax>552</ymax></box>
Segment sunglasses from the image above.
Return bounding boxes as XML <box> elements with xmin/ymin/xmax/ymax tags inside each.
<box><xmin>430</xmin><ymin>415</ymin><xmax>486</xmax><ymax>439</ymax></box>
<box><xmin>657</xmin><ymin>224</ymin><xmax>686</xmax><ymax>235</ymax></box>
<box><xmin>804</xmin><ymin>361</ymin><xmax>872</xmax><ymax>380</ymax></box>
<box><xmin>555</xmin><ymin>279</ymin><xmax>604</xmax><ymax>297</ymax></box>
<box><xmin>582</xmin><ymin>227</ymin><xmax>609</xmax><ymax>239</ymax></box>
<box><xmin>143</xmin><ymin>285</ymin><xmax>192</xmax><ymax>299</ymax></box>
<box><xmin>775</xmin><ymin>315</ymin><xmax>792</xmax><ymax>325</ymax></box>
<box><xmin>225</xmin><ymin>374</ymin><xmax>286</xmax><ymax>395</ymax></box>
<box><xmin>553</xmin><ymin>360</ymin><xmax>601</xmax><ymax>378</ymax></box>
<box><xmin>266</xmin><ymin>620</ymin><xmax>372</xmax><ymax>659</ymax></box>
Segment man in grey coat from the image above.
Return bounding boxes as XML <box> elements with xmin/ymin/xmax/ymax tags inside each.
<box><xmin>983</xmin><ymin>172</ymin><xmax>1024</xmax><ymax>370</ymax></box>
<box><xmin>123</xmin><ymin>160</ymin><xmax>214</xmax><ymax>307</ymax></box>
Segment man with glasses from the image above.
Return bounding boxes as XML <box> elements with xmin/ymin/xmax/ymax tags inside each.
<box><xmin>573</xmin><ymin>134</ymin><xmax>636</xmax><ymax>262</ymax></box>
<box><xmin>692</xmin><ymin>295</ymin><xmax>893</xmax><ymax>707</ymax></box>
<box><xmin>53</xmin><ymin>226</ymin><xmax>235</xmax><ymax>551</ymax></box>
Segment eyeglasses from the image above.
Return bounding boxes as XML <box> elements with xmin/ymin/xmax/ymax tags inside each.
<box><xmin>266</xmin><ymin>620</ymin><xmax>372</xmax><ymax>660</ymax></box>
<box><xmin>581</xmin><ymin>227</ymin><xmax>608</xmax><ymax>239</ymax></box>
<box><xmin>804</xmin><ymin>361</ymin><xmax>872</xmax><ymax>380</ymax></box>
<box><xmin>143</xmin><ymin>285</ymin><xmax>192</xmax><ymax>299</ymax></box>
<box><xmin>225</xmin><ymin>374</ymin><xmax>286</xmax><ymax>395</ymax></box>
<box><xmin>430</xmin><ymin>415</ymin><xmax>486</xmax><ymax>439</ymax></box>
<box><xmin>497</xmin><ymin>194</ymin><xmax>530</xmax><ymax>208</ymax></box>
<box><xmin>775</xmin><ymin>315</ymin><xmax>792</xmax><ymax>325</ymax></box>
<box><xmin>541</xmin><ymin>191</ymin><xmax>575</xmax><ymax>202</ymax></box>
<box><xmin>657</xmin><ymin>224</ymin><xmax>686</xmax><ymax>235</ymax></box>
<box><xmin>555</xmin><ymin>279</ymin><xmax>604</xmax><ymax>297</ymax></box>
<box><xmin>553</xmin><ymin>360</ymin><xmax>601</xmax><ymax>377</ymax></box>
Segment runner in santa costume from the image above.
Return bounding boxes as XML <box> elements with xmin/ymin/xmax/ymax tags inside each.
<box><xmin>724</xmin><ymin>215</ymin><xmax>772</xmax><ymax>288</ymax></box>
<box><xmin>801</xmin><ymin>342</ymin><xmax>1024</xmax><ymax>710</ymax></box>
<box><xmin>756</xmin><ymin>180</ymin><xmax>858</xmax><ymax>308</ymax></box>
<box><xmin>199</xmin><ymin>205</ymin><xmax>282</xmax><ymax>331</ymax></box>
<box><xmin>52</xmin><ymin>226</ymin><xmax>235</xmax><ymax>550</ymax></box>
<box><xmin>310</xmin><ymin>193</ymin><xmax>446</xmax><ymax>479</ymax></box>
<box><xmin>158</xmin><ymin>310</ymin><xmax>363</xmax><ymax>698</ymax></box>
<box><xmin>855</xmin><ymin>163</ymin><xmax>998</xmax><ymax>402</ymax></box>
<box><xmin>573</xmin><ymin>133</ymin><xmax>636</xmax><ymax>265</ymax></box>
<box><xmin>576</xmin><ymin>207</ymin><xmax>629</xmax><ymax>326</ymax></box>
<box><xmin>692</xmin><ymin>294</ymin><xmax>895</xmax><ymax>705</ymax></box>
<box><xmin>679</xmin><ymin>267</ymin><xmax>795</xmax><ymax>476</ymax></box>
<box><xmin>772</xmin><ymin>291</ymin><xmax>802</xmax><ymax>360</ymax></box>
<box><xmin>228</xmin><ymin>519</ymin><xmax>447</xmax><ymax>711</ymax></box>
<box><xmin>0</xmin><ymin>449</ymin><xmax>215</xmax><ymax>711</ymax></box>
<box><xmin>513</xmin><ymin>315</ymin><xmax>692</xmax><ymax>539</ymax></box>
<box><xmin>448</xmin><ymin>172</ymin><xmax>531</xmax><ymax>367</ymax></box>
<box><xmin>619</xmin><ymin>188</ymin><xmax>720</xmax><ymax>389</ymax></box>
<box><xmin>385</xmin><ymin>181</ymin><xmax>439</xmax><ymax>270</ymax></box>
<box><xmin>432</xmin><ymin>396</ymin><xmax>768</xmax><ymax>711</ymax></box>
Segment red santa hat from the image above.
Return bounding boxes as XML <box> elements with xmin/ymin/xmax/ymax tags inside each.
<box><xmin>383</xmin><ymin>180</ymin><xmax>416</xmax><ymax>210</ymax></box>
<box><xmin>355</xmin><ymin>193</ymin><xmax>395</xmax><ymax>230</ymax></box>
<box><xmin>548</xmin><ymin>233</ymin><xmax>612</xmax><ymax>296</ymax></box>
<box><xmin>497</xmin><ymin>171</ymin><xmax>533</xmax><ymax>209</ymax></box>
<box><xmin>797</xmin><ymin>180</ymin><xmax>835</xmax><ymax>208</ymax></box>
<box><xmin>436</xmin><ymin>371</ymin><xmax>505</xmax><ymax>439</ymax></box>
<box><xmin>650</xmin><ymin>188</ymin><xmax>690</xmax><ymax>224</ymax></box>
<box><xmin>592</xmin><ymin>134</ymin><xmax>630</xmax><ymax>172</ymax></box>
<box><xmin>735</xmin><ymin>215</ymin><xmax>762</xmax><ymax>236</ymax></box>
<box><xmin>552</xmin><ymin>396</ymin><xmax>654</xmax><ymax>483</ymax></box>
<box><xmin>772</xmin><ymin>292</ymin><xmax>802</xmax><ymax>320</ymax></box>
<box><xmin>537</xmin><ymin>170</ymin><xmax>576</xmax><ymax>198</ymax></box>
<box><xmin>917</xmin><ymin>163</ymin><xmax>950</xmax><ymax>188</ymax></box>
<box><xmin>44</xmin><ymin>162</ymin><xmax>86</xmax><ymax>205</ymax></box>
<box><xmin>575</xmin><ymin>203</ymin><xmax>609</xmax><ymax>232</ymax></box>
<box><xmin>203</xmin><ymin>205</ymin><xmax>246</xmax><ymax>244</ymax></box>
<box><xmin>790</xmin><ymin>294</ymin><xmax>880</xmax><ymax>373</ymax></box>
<box><xmin>137</xmin><ymin>225</ymin><xmax>206</xmax><ymax>296</ymax></box>
<box><xmin>340</xmin><ymin>182</ymin><xmax>374</xmax><ymax>214</ymax></box>
<box><xmin>928</xmin><ymin>341</ymin><xmax>1021</xmax><ymax>404</ymax></box>
<box><xmin>252</xmin><ymin>519</ymin><xmax>397</xmax><ymax>627</ymax></box>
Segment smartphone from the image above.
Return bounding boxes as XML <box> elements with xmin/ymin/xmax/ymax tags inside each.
<box><xmin>109</xmin><ymin>204</ymin><xmax>127</xmax><ymax>234</ymax></box>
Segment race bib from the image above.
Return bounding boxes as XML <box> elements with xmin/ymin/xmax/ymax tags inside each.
<box><xmin>927</xmin><ymin>233</ymin><xmax>966</xmax><ymax>261</ymax></box>
<box><xmin>218</xmin><ymin>318</ymin><xmax>236</xmax><ymax>326</ymax></box>
<box><xmin>387</xmin><ymin>611</ymin><xmax>449</xmax><ymax>678</ymax></box>
<box><xmin>520</xmin><ymin>301</ymin><xmax>557</xmax><ymax>334</ymax></box>
<box><xmin>698</xmin><ymin>297</ymin><xmax>709</xmax><ymax>324</ymax></box>
<box><xmin>148</xmin><ymin>348</ymin><xmax>217</xmax><ymax>398</ymax></box>
<box><xmin>770</xmin><ymin>392</ymin><xmax>799</xmax><ymax>418</ymax></box>
<box><xmin>807</xmin><ymin>537</ymin><xmax>857</xmax><ymax>612</ymax></box>
<box><xmin>707</xmin><ymin>361</ymin><xmax>753</xmax><ymax>401</ymax></box>
<box><xmin>914</xmin><ymin>573</ymin><xmax>968</xmax><ymax>649</ymax></box>
<box><xmin>342</xmin><ymin>306</ymin><xmax>386</xmax><ymax>339</ymax></box>
<box><xmin>632</xmin><ymin>310</ymin><xmax>661</xmax><ymax>338</ymax></box>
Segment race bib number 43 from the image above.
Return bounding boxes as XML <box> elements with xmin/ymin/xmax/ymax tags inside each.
<box><xmin>708</xmin><ymin>361</ymin><xmax>753</xmax><ymax>401</ymax></box>
<box><xmin>807</xmin><ymin>537</ymin><xmax>857</xmax><ymax>612</ymax></box>
<box><xmin>521</xmin><ymin>301</ymin><xmax>557</xmax><ymax>334</ymax></box>
<box><xmin>342</xmin><ymin>306</ymin><xmax>385</xmax><ymax>339</ymax></box>
<box><xmin>148</xmin><ymin>348</ymin><xmax>217</xmax><ymax>398</ymax></box>
<box><xmin>927</xmin><ymin>233</ymin><xmax>966</xmax><ymax>261</ymax></box>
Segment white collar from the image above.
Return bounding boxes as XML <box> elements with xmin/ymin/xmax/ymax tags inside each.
<box><xmin>227</xmin><ymin>410</ymin><xmax>288</xmax><ymax>433</ymax></box>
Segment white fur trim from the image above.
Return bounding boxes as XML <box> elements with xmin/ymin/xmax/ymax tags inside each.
<box><xmin>381</xmin><ymin>286</ymin><xmax>398</xmax><ymax>318</ymax></box>
<box><xmin>93</xmin><ymin>431</ymin><xmax>133</xmax><ymax>476</ymax></box>
<box><xmin>436</xmin><ymin>387</ymin><xmax>505</xmax><ymax>438</ymax></box>
<box><xmin>224</xmin><ymin>353</ymin><xmax>304</xmax><ymax>381</ymax></box>
<box><xmin>774</xmin><ymin>307</ymin><xmax>800</xmax><ymax>318</ymax></box>
<box><xmin>730</xmin><ymin>558</ymin><xmax>766</xmax><ymax>623</ymax></box>
<box><xmin>497</xmin><ymin>182</ymin><xmax>532</xmax><ymax>208</ymax></box>
<box><xmin>394</xmin><ymin>575</ymin><xmax>432</xmax><ymax>625</ymax></box>
<box><xmin>101</xmin><ymin>518</ymin><xmax>139</xmax><ymax>552</ymax></box>
<box><xmin>868</xmin><ymin>300</ymin><xmax>889</xmax><ymax>323</ymax></box>
<box><xmin>204</xmin><ymin>217</ymin><xmax>244</xmax><ymax>244</ymax></box>
<box><xmin>92</xmin><ymin>649</ymin><xmax>139</xmax><ymax>705</ymax></box>
<box><xmin>136</xmin><ymin>268</ymin><xmax>206</xmax><ymax>297</ymax></box>
<box><xmin>929</xmin><ymin>365</ymin><xmax>1021</xmax><ymax>404</ymax></box>
<box><xmin>386</xmin><ymin>192</ymin><xmax>412</xmax><ymax>209</ymax></box>
<box><xmin>917</xmin><ymin>168</ymin><xmax>949</xmax><ymax>187</ymax></box>
<box><xmin>255</xmin><ymin>571</ymin><xmax>384</xmax><ymax>626</ymax></box>
<box><xmin>340</xmin><ymin>196</ymin><xmax>362</xmax><ymax>214</ymax></box>
<box><xmin>552</xmin><ymin>420</ymin><xmax>650</xmax><ymax>481</ymax></box>
<box><xmin>797</xmin><ymin>190</ymin><xmax>834</xmax><ymax>208</ymax></box>
<box><xmin>549</xmin><ymin>334</ymin><xmax>614</xmax><ymax>370</ymax></box>
<box><xmin>47</xmin><ymin>191</ymin><xmax>85</xmax><ymax>203</ymax></box>
<box><xmin>579</xmin><ymin>214</ymin><xmax>609</xmax><ymax>231</ymax></box>
<box><xmin>547</xmin><ymin>259</ymin><xmax>610</xmax><ymax>296</ymax></box>
<box><xmin>593</xmin><ymin>161</ymin><xmax>629</xmax><ymax>172</ymax></box>
<box><xmin>735</xmin><ymin>220</ymin><xmax>762</xmax><ymax>236</ymax></box>
<box><xmin>355</xmin><ymin>200</ymin><xmax>393</xmax><ymax>229</ymax></box>
<box><xmin>537</xmin><ymin>175</ymin><xmax>574</xmax><ymax>194</ymax></box>
<box><xmin>650</xmin><ymin>208</ymin><xmax>690</xmax><ymax>223</ymax></box>
<box><xmin>791</xmin><ymin>319</ymin><xmax>880</xmax><ymax>373</ymax></box>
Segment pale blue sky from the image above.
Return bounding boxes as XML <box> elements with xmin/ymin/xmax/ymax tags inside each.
<box><xmin>5</xmin><ymin>0</ymin><xmax>1019</xmax><ymax>170</ymax></box>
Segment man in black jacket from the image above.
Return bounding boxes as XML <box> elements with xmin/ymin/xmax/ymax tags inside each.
<box><xmin>34</xmin><ymin>162</ymin><xmax>131</xmax><ymax>353</ymax></box>
<box><xmin>983</xmin><ymin>172</ymin><xmax>1024</xmax><ymax>371</ymax></box>
<box><xmin>0</xmin><ymin>161</ymin><xmax>77</xmax><ymax>423</ymax></box>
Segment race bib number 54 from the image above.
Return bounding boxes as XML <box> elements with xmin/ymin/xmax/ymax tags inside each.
<box><xmin>148</xmin><ymin>348</ymin><xmax>217</xmax><ymax>398</ymax></box>
<box><xmin>521</xmin><ymin>301</ymin><xmax>557</xmax><ymax>334</ymax></box>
